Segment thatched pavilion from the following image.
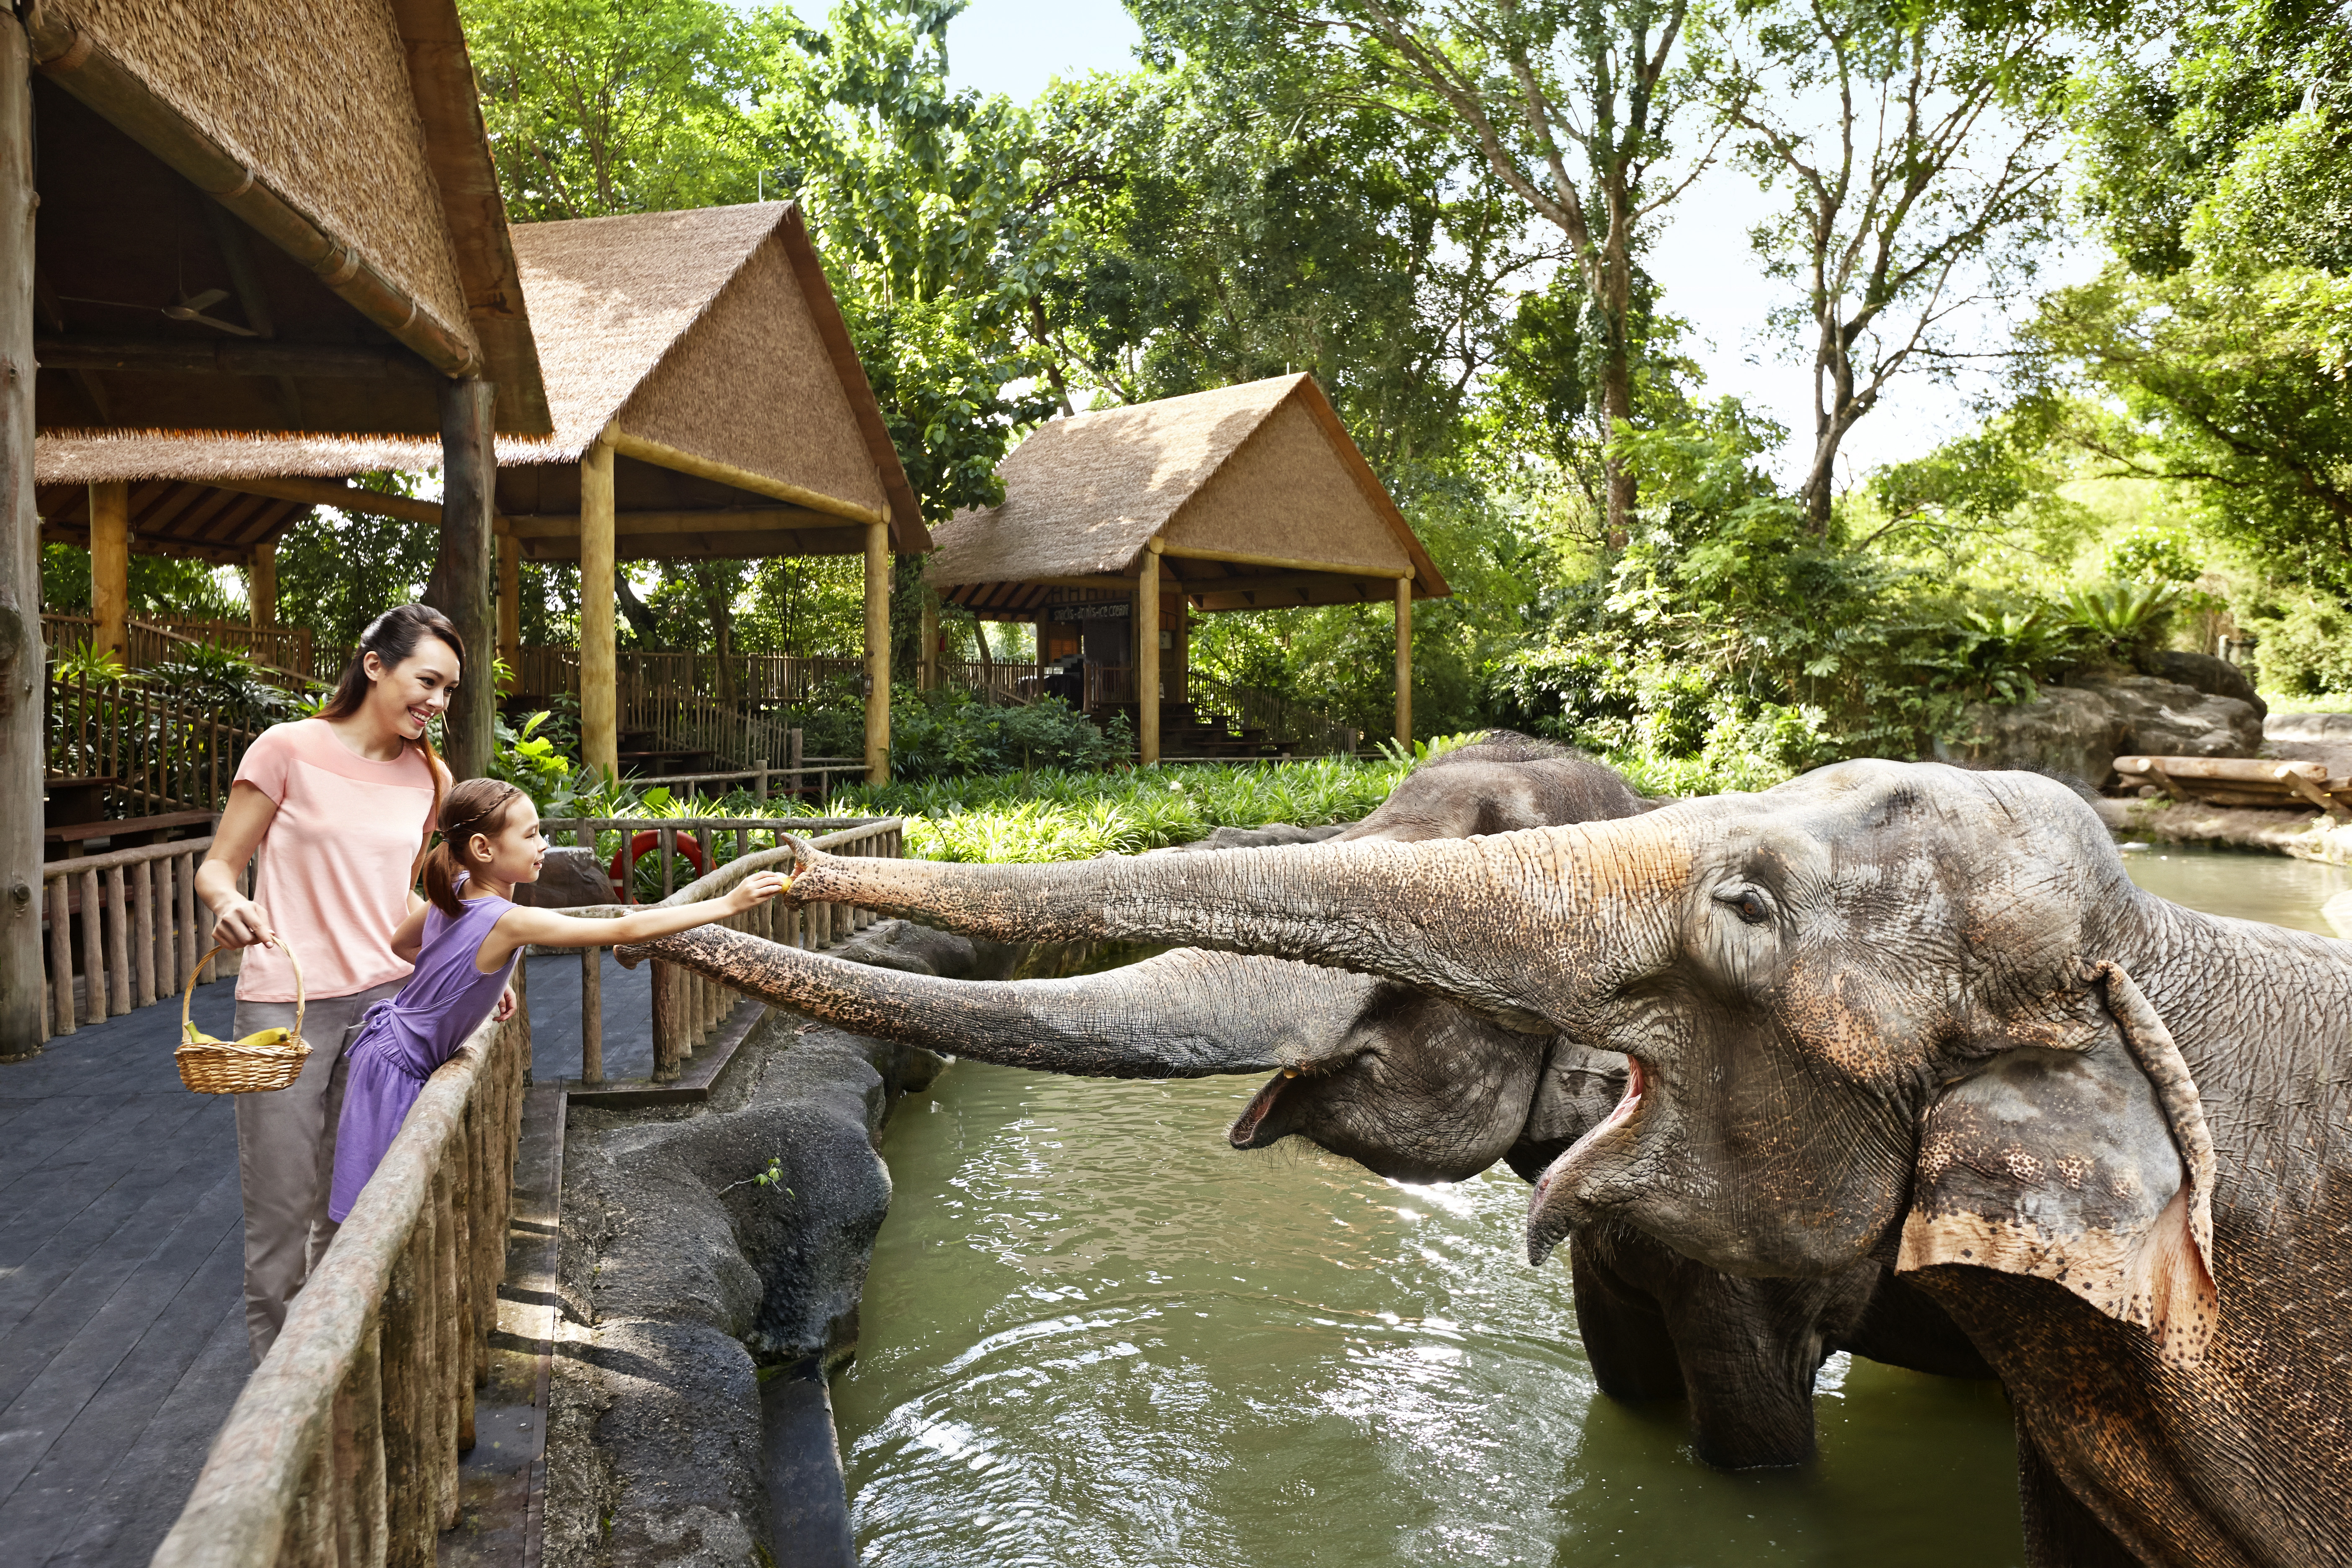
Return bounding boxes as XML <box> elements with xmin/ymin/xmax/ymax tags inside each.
<box><xmin>926</xmin><ymin>374</ymin><xmax>1447</xmax><ymax>763</ymax></box>
<box><xmin>3</xmin><ymin>0</ymin><xmax>551</xmax><ymax>1053</ymax></box>
<box><xmin>37</xmin><ymin>203</ymin><xmax>928</xmax><ymax>786</ymax></box>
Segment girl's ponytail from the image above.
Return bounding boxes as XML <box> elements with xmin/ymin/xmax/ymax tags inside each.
<box><xmin>423</xmin><ymin>778</ymin><xmax>525</xmax><ymax>916</ymax></box>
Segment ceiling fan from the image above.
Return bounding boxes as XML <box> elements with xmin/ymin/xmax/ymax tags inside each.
<box><xmin>60</xmin><ymin>287</ymin><xmax>259</xmax><ymax>337</ymax></box>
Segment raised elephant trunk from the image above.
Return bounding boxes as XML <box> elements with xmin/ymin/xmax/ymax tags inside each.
<box><xmin>770</xmin><ymin>824</ymin><xmax>1695</xmax><ymax>1033</ymax></box>
<box><xmin>616</xmin><ymin>925</ymin><xmax>1377</xmax><ymax>1078</ymax></box>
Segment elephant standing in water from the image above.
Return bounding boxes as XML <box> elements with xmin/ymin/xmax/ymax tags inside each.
<box><xmin>639</xmin><ymin>760</ymin><xmax>2352</xmax><ymax>1567</ymax></box>
<box><xmin>625</xmin><ymin>735</ymin><xmax>1988</xmax><ymax>1469</ymax></box>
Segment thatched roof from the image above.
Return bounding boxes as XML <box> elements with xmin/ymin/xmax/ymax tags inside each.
<box><xmin>31</xmin><ymin>0</ymin><xmax>549</xmax><ymax>432</ymax></box>
<box><xmin>34</xmin><ymin>430</ymin><xmax>434</xmax><ymax>486</ymax></box>
<box><xmin>493</xmin><ymin>203</ymin><xmax>922</xmax><ymax>547</ymax></box>
<box><xmin>928</xmin><ymin>375</ymin><xmax>1446</xmax><ymax>605</ymax></box>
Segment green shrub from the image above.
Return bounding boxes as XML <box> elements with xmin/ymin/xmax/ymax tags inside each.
<box><xmin>2244</xmin><ymin>587</ymin><xmax>2352</xmax><ymax>698</ymax></box>
<box><xmin>886</xmin><ymin>687</ymin><xmax>1129</xmax><ymax>779</ymax></box>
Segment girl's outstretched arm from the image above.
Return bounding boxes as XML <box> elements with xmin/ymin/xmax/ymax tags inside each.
<box><xmin>474</xmin><ymin>872</ymin><xmax>788</xmax><ymax>972</ymax></box>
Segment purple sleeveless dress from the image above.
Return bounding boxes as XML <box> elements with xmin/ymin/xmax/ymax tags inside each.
<box><xmin>328</xmin><ymin>892</ymin><xmax>518</xmax><ymax>1222</ymax></box>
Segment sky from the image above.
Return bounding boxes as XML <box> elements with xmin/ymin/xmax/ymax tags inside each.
<box><xmin>941</xmin><ymin>0</ymin><xmax>2100</xmax><ymax>486</ymax></box>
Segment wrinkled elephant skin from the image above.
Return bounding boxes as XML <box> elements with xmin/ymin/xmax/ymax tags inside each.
<box><xmin>733</xmin><ymin>759</ymin><xmax>2352</xmax><ymax>1566</ymax></box>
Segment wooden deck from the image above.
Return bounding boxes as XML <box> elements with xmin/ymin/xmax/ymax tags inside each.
<box><xmin>0</xmin><ymin>953</ymin><xmax>648</xmax><ymax>1567</ymax></box>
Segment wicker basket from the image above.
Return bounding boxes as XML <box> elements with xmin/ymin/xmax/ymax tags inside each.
<box><xmin>177</xmin><ymin>940</ymin><xmax>308</xmax><ymax>1094</ymax></box>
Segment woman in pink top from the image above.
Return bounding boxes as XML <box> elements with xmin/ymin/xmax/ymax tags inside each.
<box><xmin>195</xmin><ymin>603</ymin><xmax>509</xmax><ymax>1363</ymax></box>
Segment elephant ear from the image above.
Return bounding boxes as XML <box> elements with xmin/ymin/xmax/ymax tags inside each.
<box><xmin>1897</xmin><ymin>960</ymin><xmax>2218</xmax><ymax>1369</ymax></box>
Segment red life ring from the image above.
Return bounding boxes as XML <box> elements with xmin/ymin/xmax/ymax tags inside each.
<box><xmin>607</xmin><ymin>830</ymin><xmax>707</xmax><ymax>903</ymax></box>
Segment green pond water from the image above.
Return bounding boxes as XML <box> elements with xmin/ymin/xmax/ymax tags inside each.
<box><xmin>833</xmin><ymin>846</ymin><xmax>2346</xmax><ymax>1567</ymax></box>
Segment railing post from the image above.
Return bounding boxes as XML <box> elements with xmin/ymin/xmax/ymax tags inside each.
<box><xmin>103</xmin><ymin>864</ymin><xmax>130</xmax><ymax>1015</ymax></box>
<box><xmin>580</xmin><ymin>945</ymin><xmax>603</xmax><ymax>1084</ymax></box>
<box><xmin>46</xmin><ymin>874</ymin><xmax>72</xmax><ymax>1034</ymax></box>
<box><xmin>77</xmin><ymin>867</ymin><xmax>105</xmax><ymax>1024</ymax></box>
<box><xmin>651</xmin><ymin>961</ymin><xmax>681</xmax><ymax>1081</ymax></box>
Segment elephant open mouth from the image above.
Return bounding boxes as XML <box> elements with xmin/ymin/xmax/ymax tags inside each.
<box><xmin>1228</xmin><ymin>1068</ymin><xmax>1298</xmax><ymax>1148</ymax></box>
<box><xmin>1527</xmin><ymin>1057</ymin><xmax>1647</xmax><ymax>1259</ymax></box>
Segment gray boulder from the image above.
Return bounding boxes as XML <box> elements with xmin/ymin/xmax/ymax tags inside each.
<box><xmin>2077</xmin><ymin>673</ymin><xmax>2265</xmax><ymax>759</ymax></box>
<box><xmin>513</xmin><ymin>845</ymin><xmax>613</xmax><ymax>908</ymax></box>
<box><xmin>2151</xmin><ymin>650</ymin><xmax>2266</xmax><ymax>720</ymax></box>
<box><xmin>1938</xmin><ymin>675</ymin><xmax>2262</xmax><ymax>788</ymax></box>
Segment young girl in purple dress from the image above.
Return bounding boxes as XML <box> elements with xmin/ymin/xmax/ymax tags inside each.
<box><xmin>328</xmin><ymin>778</ymin><xmax>787</xmax><ymax>1222</ymax></box>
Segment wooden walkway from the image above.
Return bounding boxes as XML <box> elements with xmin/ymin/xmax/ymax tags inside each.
<box><xmin>0</xmin><ymin>953</ymin><xmax>648</xmax><ymax>1568</ymax></box>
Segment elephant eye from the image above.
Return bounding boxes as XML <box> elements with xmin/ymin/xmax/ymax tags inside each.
<box><xmin>1715</xmin><ymin>887</ymin><xmax>1774</xmax><ymax>927</ymax></box>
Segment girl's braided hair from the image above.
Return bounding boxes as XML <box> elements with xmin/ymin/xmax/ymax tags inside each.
<box><xmin>421</xmin><ymin>778</ymin><xmax>527</xmax><ymax>917</ymax></box>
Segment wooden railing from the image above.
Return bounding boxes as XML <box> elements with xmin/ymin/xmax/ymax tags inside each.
<box><xmin>539</xmin><ymin>816</ymin><xmax>902</xmax><ymax>1083</ymax></box>
<box><xmin>1189</xmin><ymin>670</ymin><xmax>1358</xmax><ymax>757</ymax></box>
<box><xmin>510</xmin><ymin>645</ymin><xmax>864</xmax><ymax>709</ymax></box>
<box><xmin>935</xmin><ymin>658</ymin><xmax>1042</xmax><ymax>705</ymax></box>
<box><xmin>151</xmin><ymin>995</ymin><xmax>529</xmax><ymax>1568</ymax></box>
<box><xmin>44</xmin><ymin>613</ymin><xmax>321</xmax><ymax>688</ymax></box>
<box><xmin>37</xmin><ymin>835</ymin><xmax>235</xmax><ymax>1041</ymax></box>
<box><xmin>46</xmin><ymin>675</ymin><xmax>267</xmax><ymax>815</ymax></box>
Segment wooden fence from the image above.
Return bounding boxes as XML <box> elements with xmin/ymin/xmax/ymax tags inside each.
<box><xmin>539</xmin><ymin>815</ymin><xmax>901</xmax><ymax>1083</ymax></box>
<box><xmin>1189</xmin><ymin>670</ymin><xmax>1358</xmax><ymax>757</ymax></box>
<box><xmin>46</xmin><ymin>675</ymin><xmax>266</xmax><ymax>816</ymax></box>
<box><xmin>44</xmin><ymin>613</ymin><xmax>321</xmax><ymax>686</ymax></box>
<box><xmin>36</xmin><ymin>835</ymin><xmax>238</xmax><ymax>1042</ymax></box>
<box><xmin>150</xmin><ymin>994</ymin><xmax>529</xmax><ymax>1568</ymax></box>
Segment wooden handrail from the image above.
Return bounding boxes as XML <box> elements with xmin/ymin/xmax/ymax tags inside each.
<box><xmin>150</xmin><ymin>1006</ymin><xmax>528</xmax><ymax>1567</ymax></box>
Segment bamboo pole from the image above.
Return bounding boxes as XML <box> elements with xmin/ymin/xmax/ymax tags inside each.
<box><xmin>496</xmin><ymin>531</ymin><xmax>520</xmax><ymax>673</ymax></box>
<box><xmin>1395</xmin><ymin>574</ymin><xmax>1413</xmax><ymax>750</ymax></box>
<box><xmin>246</xmin><ymin>542</ymin><xmax>276</xmax><ymax>629</ymax></box>
<box><xmin>0</xmin><ymin>21</ymin><xmax>41</xmax><ymax>1056</ymax></box>
<box><xmin>580</xmin><ymin>434</ymin><xmax>619</xmax><ymax>781</ymax></box>
<box><xmin>1138</xmin><ymin>542</ymin><xmax>1161</xmax><ymax>766</ymax></box>
<box><xmin>89</xmin><ymin>481</ymin><xmax>129</xmax><ymax>658</ymax></box>
<box><xmin>864</xmin><ymin>519</ymin><xmax>890</xmax><ymax>784</ymax></box>
<box><xmin>104</xmin><ymin>865</ymin><xmax>129</xmax><ymax>1015</ymax></box>
<box><xmin>919</xmin><ymin>596</ymin><xmax>937</xmax><ymax>692</ymax></box>
<box><xmin>431</xmin><ymin>379</ymin><xmax>499</xmax><ymax>782</ymax></box>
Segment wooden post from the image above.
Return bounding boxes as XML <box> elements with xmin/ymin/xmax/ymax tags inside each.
<box><xmin>430</xmin><ymin>379</ymin><xmax>498</xmax><ymax>782</ymax></box>
<box><xmin>496</xmin><ymin>529</ymin><xmax>519</xmax><ymax>675</ymax></box>
<box><xmin>863</xmin><ymin>519</ymin><xmax>890</xmax><ymax>784</ymax></box>
<box><xmin>0</xmin><ymin>28</ymin><xmax>41</xmax><ymax>1057</ymax></box>
<box><xmin>787</xmin><ymin>727</ymin><xmax>803</xmax><ymax>801</ymax></box>
<box><xmin>89</xmin><ymin>480</ymin><xmax>129</xmax><ymax>659</ymax></box>
<box><xmin>1137</xmin><ymin>542</ymin><xmax>1161</xmax><ymax>766</ymax></box>
<box><xmin>918</xmin><ymin>596</ymin><xmax>937</xmax><ymax>693</ymax></box>
<box><xmin>247</xmin><ymin>540</ymin><xmax>276</xmax><ymax>629</ymax></box>
<box><xmin>580</xmin><ymin>434</ymin><xmax>618</xmax><ymax>781</ymax></box>
<box><xmin>1394</xmin><ymin>574</ymin><xmax>1413</xmax><ymax>750</ymax></box>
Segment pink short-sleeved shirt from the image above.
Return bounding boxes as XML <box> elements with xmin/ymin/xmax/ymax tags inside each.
<box><xmin>232</xmin><ymin>719</ymin><xmax>438</xmax><ymax>1001</ymax></box>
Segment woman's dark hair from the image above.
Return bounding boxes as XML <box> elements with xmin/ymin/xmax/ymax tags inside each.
<box><xmin>421</xmin><ymin>778</ymin><xmax>526</xmax><ymax>917</ymax></box>
<box><xmin>321</xmin><ymin>604</ymin><xmax>463</xmax><ymax>875</ymax></box>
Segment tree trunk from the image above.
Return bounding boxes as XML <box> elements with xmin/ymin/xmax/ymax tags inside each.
<box><xmin>0</xmin><ymin>17</ymin><xmax>40</xmax><ymax>1055</ymax></box>
<box><xmin>428</xmin><ymin>379</ymin><xmax>498</xmax><ymax>780</ymax></box>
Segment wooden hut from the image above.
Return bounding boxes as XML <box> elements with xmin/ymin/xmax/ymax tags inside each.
<box><xmin>2</xmin><ymin>1</ymin><xmax>550</xmax><ymax>1054</ymax></box>
<box><xmin>484</xmin><ymin>202</ymin><xmax>926</xmax><ymax>784</ymax></box>
<box><xmin>926</xmin><ymin>374</ymin><xmax>1447</xmax><ymax>763</ymax></box>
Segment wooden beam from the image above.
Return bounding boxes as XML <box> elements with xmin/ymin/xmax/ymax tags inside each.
<box><xmin>35</xmin><ymin>335</ymin><xmax>433</xmax><ymax>379</ymax></box>
<box><xmin>580</xmin><ymin>436</ymin><xmax>617</xmax><ymax>781</ymax></box>
<box><xmin>1138</xmin><ymin>541</ymin><xmax>1161</xmax><ymax>766</ymax></box>
<box><xmin>211</xmin><ymin>476</ymin><xmax>443</xmax><ymax>526</ymax></box>
<box><xmin>918</xmin><ymin>597</ymin><xmax>938</xmax><ymax>692</ymax></box>
<box><xmin>608</xmin><ymin>427</ymin><xmax>887</xmax><ymax>528</ymax></box>
<box><xmin>515</xmin><ymin>526</ymin><xmax>867</xmax><ymax>564</ymax></box>
<box><xmin>864</xmin><ymin>520</ymin><xmax>890</xmax><ymax>784</ymax></box>
<box><xmin>497</xmin><ymin>532</ymin><xmax>519</xmax><ymax>673</ymax></box>
<box><xmin>1156</xmin><ymin>540</ymin><xmax>1411</xmax><ymax>579</ymax></box>
<box><xmin>27</xmin><ymin>11</ymin><xmax>482</xmax><ymax>378</ymax></box>
<box><xmin>1167</xmin><ymin>568</ymin><xmax>1395</xmax><ymax>601</ymax></box>
<box><xmin>503</xmin><ymin>506</ymin><xmax>835</xmax><ymax>539</ymax></box>
<box><xmin>89</xmin><ymin>481</ymin><xmax>128</xmax><ymax>657</ymax></box>
<box><xmin>1395</xmin><ymin>575</ymin><xmax>1412</xmax><ymax>749</ymax></box>
<box><xmin>430</xmin><ymin>379</ymin><xmax>498</xmax><ymax>781</ymax></box>
<box><xmin>1</xmin><ymin>21</ymin><xmax>42</xmax><ymax>1054</ymax></box>
<box><xmin>248</xmin><ymin>540</ymin><xmax>276</xmax><ymax>628</ymax></box>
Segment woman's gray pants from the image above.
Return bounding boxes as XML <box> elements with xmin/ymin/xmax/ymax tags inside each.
<box><xmin>232</xmin><ymin>977</ymin><xmax>402</xmax><ymax>1365</ymax></box>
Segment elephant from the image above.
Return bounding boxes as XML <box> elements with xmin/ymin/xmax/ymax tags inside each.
<box><xmin>622</xmin><ymin>734</ymin><xmax>1989</xmax><ymax>1469</ymax></box>
<box><xmin>641</xmin><ymin>759</ymin><xmax>2351</xmax><ymax>1567</ymax></box>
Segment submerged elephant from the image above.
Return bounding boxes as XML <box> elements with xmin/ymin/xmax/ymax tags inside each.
<box><xmin>650</xmin><ymin>760</ymin><xmax>2350</xmax><ymax>1566</ymax></box>
<box><xmin>624</xmin><ymin>736</ymin><xmax>1988</xmax><ymax>1468</ymax></box>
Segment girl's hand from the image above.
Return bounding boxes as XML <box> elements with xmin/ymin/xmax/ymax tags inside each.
<box><xmin>725</xmin><ymin>872</ymin><xmax>789</xmax><ymax>914</ymax></box>
<box><xmin>493</xmin><ymin>984</ymin><xmax>518</xmax><ymax>1022</ymax></box>
<box><xmin>209</xmin><ymin>896</ymin><xmax>276</xmax><ymax>951</ymax></box>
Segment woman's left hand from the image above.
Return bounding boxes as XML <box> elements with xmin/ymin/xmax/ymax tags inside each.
<box><xmin>493</xmin><ymin>985</ymin><xmax>518</xmax><ymax>1022</ymax></box>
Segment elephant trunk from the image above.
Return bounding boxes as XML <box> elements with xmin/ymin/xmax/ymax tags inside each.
<box><xmin>616</xmin><ymin>926</ymin><xmax>1380</xmax><ymax>1078</ymax></box>
<box><xmin>776</xmin><ymin>824</ymin><xmax>1695</xmax><ymax>1032</ymax></box>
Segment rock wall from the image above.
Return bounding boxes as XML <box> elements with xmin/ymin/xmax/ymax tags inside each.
<box><xmin>1937</xmin><ymin>669</ymin><xmax>2266</xmax><ymax>786</ymax></box>
<box><xmin>544</xmin><ymin>921</ymin><xmax>1022</xmax><ymax>1568</ymax></box>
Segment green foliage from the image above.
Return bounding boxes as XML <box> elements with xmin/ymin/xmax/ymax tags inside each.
<box><xmin>147</xmin><ymin>644</ymin><xmax>299</xmax><ymax>731</ymax></box>
<box><xmin>2104</xmin><ymin>525</ymin><xmax>2205</xmax><ymax>585</ymax></box>
<box><xmin>273</xmin><ymin>475</ymin><xmax>438</xmax><ymax>654</ymax></box>
<box><xmin>51</xmin><ymin>642</ymin><xmax>135</xmax><ymax>686</ymax></box>
<box><xmin>41</xmin><ymin>543</ymin><xmax>245</xmax><ymax>623</ymax></box>
<box><xmin>886</xmin><ymin>688</ymin><xmax>1130</xmax><ymax>779</ymax></box>
<box><xmin>2242</xmin><ymin>585</ymin><xmax>2352</xmax><ymax>698</ymax></box>
<box><xmin>487</xmin><ymin>711</ymin><xmax>578</xmax><ymax>807</ymax></box>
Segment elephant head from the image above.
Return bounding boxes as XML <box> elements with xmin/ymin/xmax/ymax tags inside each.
<box><xmin>751</xmin><ymin>760</ymin><xmax>2224</xmax><ymax>1375</ymax></box>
